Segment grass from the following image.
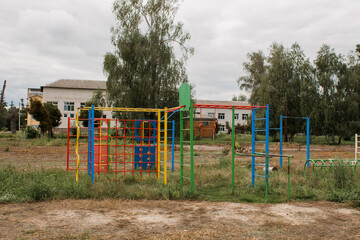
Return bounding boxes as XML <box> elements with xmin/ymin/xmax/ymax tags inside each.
<box><xmin>181</xmin><ymin>133</ymin><xmax>355</xmax><ymax>146</ymax></box>
<box><xmin>1</xmin><ymin>161</ymin><xmax>359</xmax><ymax>205</ymax></box>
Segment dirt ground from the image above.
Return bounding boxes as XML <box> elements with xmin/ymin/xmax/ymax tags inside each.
<box><xmin>0</xmin><ymin>199</ymin><xmax>359</xmax><ymax>239</ymax></box>
<box><xmin>0</xmin><ymin>143</ymin><xmax>359</xmax><ymax>239</ymax></box>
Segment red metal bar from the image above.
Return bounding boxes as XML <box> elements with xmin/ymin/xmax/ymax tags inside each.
<box><xmin>67</xmin><ymin>117</ymin><xmax>70</xmax><ymax>171</ymax></box>
<box><xmin>165</xmin><ymin>105</ymin><xmax>185</xmax><ymax>113</ymax></box>
<box><xmin>193</xmin><ymin>104</ymin><xmax>267</xmax><ymax>110</ymax></box>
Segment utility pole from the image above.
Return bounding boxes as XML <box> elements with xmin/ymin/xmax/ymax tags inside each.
<box><xmin>0</xmin><ymin>80</ymin><xmax>6</xmax><ymax>111</ymax></box>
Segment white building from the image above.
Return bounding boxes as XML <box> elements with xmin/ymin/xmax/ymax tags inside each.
<box><xmin>28</xmin><ymin>79</ymin><xmax>110</xmax><ymax>129</ymax></box>
<box><xmin>193</xmin><ymin>100</ymin><xmax>251</xmax><ymax>132</ymax></box>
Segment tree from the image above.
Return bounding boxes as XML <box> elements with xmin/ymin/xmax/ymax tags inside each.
<box><xmin>103</xmin><ymin>0</ymin><xmax>193</xmax><ymax>119</ymax></box>
<box><xmin>0</xmin><ymin>101</ymin><xmax>7</xmax><ymax>131</ymax></box>
<box><xmin>28</xmin><ymin>100</ymin><xmax>51</xmax><ymax>135</ymax></box>
<box><xmin>43</xmin><ymin>102</ymin><xmax>62</xmax><ymax>136</ymax></box>
<box><xmin>232</xmin><ymin>94</ymin><xmax>247</xmax><ymax>101</ymax></box>
<box><xmin>7</xmin><ymin>102</ymin><xmax>18</xmax><ymax>134</ymax></box>
<box><xmin>79</xmin><ymin>89</ymin><xmax>106</xmax><ymax>127</ymax></box>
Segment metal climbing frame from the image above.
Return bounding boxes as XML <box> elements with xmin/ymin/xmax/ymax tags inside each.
<box><xmin>251</xmin><ymin>105</ymin><xmax>270</xmax><ymax>199</ymax></box>
<box><xmin>73</xmin><ymin>105</ymin><xmax>181</xmax><ymax>185</ymax></box>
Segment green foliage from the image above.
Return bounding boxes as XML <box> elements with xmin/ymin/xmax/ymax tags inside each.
<box><xmin>28</xmin><ymin>100</ymin><xmax>51</xmax><ymax>134</ymax></box>
<box><xmin>79</xmin><ymin>89</ymin><xmax>105</xmax><ymax>127</ymax></box>
<box><xmin>238</xmin><ymin>43</ymin><xmax>360</xmax><ymax>144</ymax></box>
<box><xmin>25</xmin><ymin>126</ymin><xmax>40</xmax><ymax>139</ymax></box>
<box><xmin>43</xmin><ymin>102</ymin><xmax>62</xmax><ymax>129</ymax></box>
<box><xmin>103</xmin><ymin>0</ymin><xmax>193</xmax><ymax>119</ymax></box>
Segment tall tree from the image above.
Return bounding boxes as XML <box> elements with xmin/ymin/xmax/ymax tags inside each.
<box><xmin>103</xmin><ymin>0</ymin><xmax>193</xmax><ymax>119</ymax></box>
<box><xmin>28</xmin><ymin>100</ymin><xmax>51</xmax><ymax>135</ymax></box>
<box><xmin>314</xmin><ymin>44</ymin><xmax>347</xmax><ymax>144</ymax></box>
<box><xmin>7</xmin><ymin>102</ymin><xmax>18</xmax><ymax>134</ymax></box>
<box><xmin>79</xmin><ymin>89</ymin><xmax>106</xmax><ymax>127</ymax></box>
<box><xmin>43</xmin><ymin>103</ymin><xmax>62</xmax><ymax>137</ymax></box>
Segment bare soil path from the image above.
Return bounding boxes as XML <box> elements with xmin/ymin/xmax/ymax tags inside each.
<box><xmin>0</xmin><ymin>200</ymin><xmax>359</xmax><ymax>239</ymax></box>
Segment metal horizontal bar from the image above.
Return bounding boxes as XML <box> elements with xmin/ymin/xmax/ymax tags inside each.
<box><xmin>255</xmin><ymin>141</ymin><xmax>266</xmax><ymax>143</ymax></box>
<box><xmin>255</xmin><ymin>118</ymin><xmax>266</xmax><ymax>121</ymax></box>
<box><xmin>255</xmin><ymin>164</ymin><xmax>266</xmax><ymax>166</ymax></box>
<box><xmin>254</xmin><ymin>174</ymin><xmax>266</xmax><ymax>178</ymax></box>
<box><xmin>254</xmin><ymin>129</ymin><xmax>266</xmax><ymax>132</ymax></box>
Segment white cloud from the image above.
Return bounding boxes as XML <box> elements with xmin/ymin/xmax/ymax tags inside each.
<box><xmin>1</xmin><ymin>0</ymin><xmax>359</xmax><ymax>105</ymax></box>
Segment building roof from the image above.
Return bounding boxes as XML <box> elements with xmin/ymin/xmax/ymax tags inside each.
<box><xmin>41</xmin><ymin>79</ymin><xmax>106</xmax><ymax>90</ymax></box>
<box><xmin>194</xmin><ymin>99</ymin><xmax>250</xmax><ymax>106</ymax></box>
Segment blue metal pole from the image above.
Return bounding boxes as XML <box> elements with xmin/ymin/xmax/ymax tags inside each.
<box><xmin>251</xmin><ymin>108</ymin><xmax>256</xmax><ymax>187</ymax></box>
<box><xmin>88</xmin><ymin>108</ymin><xmax>91</xmax><ymax>176</ymax></box>
<box><xmin>91</xmin><ymin>105</ymin><xmax>95</xmax><ymax>182</ymax></box>
<box><xmin>280</xmin><ymin>115</ymin><xmax>283</xmax><ymax>167</ymax></box>
<box><xmin>88</xmin><ymin>110</ymin><xmax>91</xmax><ymax>175</ymax></box>
<box><xmin>171</xmin><ymin>120</ymin><xmax>175</xmax><ymax>172</ymax></box>
<box><xmin>306</xmin><ymin>117</ymin><xmax>310</xmax><ymax>167</ymax></box>
<box><xmin>265</xmin><ymin>105</ymin><xmax>270</xmax><ymax>182</ymax></box>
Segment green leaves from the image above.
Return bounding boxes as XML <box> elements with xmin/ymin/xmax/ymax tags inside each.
<box><xmin>238</xmin><ymin>43</ymin><xmax>360</xmax><ymax>143</ymax></box>
<box><xmin>104</xmin><ymin>0</ymin><xmax>192</xmax><ymax>119</ymax></box>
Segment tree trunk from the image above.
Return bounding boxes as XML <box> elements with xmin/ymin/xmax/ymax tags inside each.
<box><xmin>10</xmin><ymin>119</ymin><xmax>16</xmax><ymax>134</ymax></box>
<box><xmin>338</xmin><ymin>136</ymin><xmax>342</xmax><ymax>145</ymax></box>
<box><xmin>325</xmin><ymin>135</ymin><xmax>330</xmax><ymax>144</ymax></box>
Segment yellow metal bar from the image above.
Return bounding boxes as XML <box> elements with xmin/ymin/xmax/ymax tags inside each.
<box><xmin>75</xmin><ymin>108</ymin><xmax>80</xmax><ymax>183</ymax></box>
<box><xmin>164</xmin><ymin>107</ymin><xmax>168</xmax><ymax>186</ymax></box>
<box><xmin>79</xmin><ymin>106</ymin><xmax>184</xmax><ymax>113</ymax></box>
<box><xmin>81</xmin><ymin>107</ymin><xmax>163</xmax><ymax>113</ymax></box>
<box><xmin>157</xmin><ymin>110</ymin><xmax>161</xmax><ymax>180</ymax></box>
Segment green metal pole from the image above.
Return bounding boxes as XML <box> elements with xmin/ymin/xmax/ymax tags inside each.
<box><xmin>108</xmin><ymin>120</ymin><xmax>111</xmax><ymax>171</ymax></box>
<box><xmin>265</xmin><ymin>157</ymin><xmax>268</xmax><ymax>203</ymax></box>
<box><xmin>180</xmin><ymin>110</ymin><xmax>184</xmax><ymax>187</ymax></box>
<box><xmin>232</xmin><ymin>106</ymin><xmax>235</xmax><ymax>194</ymax></box>
<box><xmin>190</xmin><ymin>101</ymin><xmax>194</xmax><ymax>193</ymax></box>
<box><xmin>287</xmin><ymin>156</ymin><xmax>290</xmax><ymax>202</ymax></box>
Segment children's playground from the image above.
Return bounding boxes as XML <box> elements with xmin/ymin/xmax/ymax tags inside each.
<box><xmin>63</xmin><ymin>83</ymin><xmax>360</xmax><ymax>202</ymax></box>
<box><xmin>0</xmin><ymin>82</ymin><xmax>360</xmax><ymax>239</ymax></box>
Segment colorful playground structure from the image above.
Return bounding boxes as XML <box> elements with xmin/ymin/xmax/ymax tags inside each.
<box><xmin>66</xmin><ymin>82</ymin><xmax>358</xmax><ymax>203</ymax></box>
<box><xmin>67</xmin><ymin>105</ymin><xmax>179</xmax><ymax>185</ymax></box>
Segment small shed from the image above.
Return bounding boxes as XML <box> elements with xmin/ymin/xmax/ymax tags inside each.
<box><xmin>185</xmin><ymin>118</ymin><xmax>217</xmax><ymax>138</ymax></box>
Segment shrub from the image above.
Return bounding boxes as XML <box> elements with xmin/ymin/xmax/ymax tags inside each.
<box><xmin>25</xmin><ymin>126</ymin><xmax>40</xmax><ymax>139</ymax></box>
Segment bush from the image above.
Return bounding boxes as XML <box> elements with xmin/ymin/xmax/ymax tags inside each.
<box><xmin>25</xmin><ymin>126</ymin><xmax>40</xmax><ymax>139</ymax></box>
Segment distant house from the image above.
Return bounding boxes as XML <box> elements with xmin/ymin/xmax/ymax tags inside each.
<box><xmin>193</xmin><ymin>100</ymin><xmax>251</xmax><ymax>134</ymax></box>
<box><xmin>27</xmin><ymin>79</ymin><xmax>110</xmax><ymax>129</ymax></box>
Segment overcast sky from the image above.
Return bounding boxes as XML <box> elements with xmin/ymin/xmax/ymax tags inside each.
<box><xmin>1</xmin><ymin>0</ymin><xmax>360</xmax><ymax>106</ymax></box>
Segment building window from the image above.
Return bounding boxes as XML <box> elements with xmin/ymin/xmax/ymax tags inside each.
<box><xmin>219</xmin><ymin>125</ymin><xmax>225</xmax><ymax>131</ymax></box>
<box><xmin>242</xmin><ymin>114</ymin><xmax>249</xmax><ymax>120</ymax></box>
<box><xmin>218</xmin><ymin>113</ymin><xmax>225</xmax><ymax>120</ymax></box>
<box><xmin>47</xmin><ymin>101</ymin><xmax>58</xmax><ymax>107</ymax></box>
<box><xmin>70</xmin><ymin>114</ymin><xmax>74</xmax><ymax>118</ymax></box>
<box><xmin>64</xmin><ymin>114</ymin><xmax>68</xmax><ymax>118</ymax></box>
<box><xmin>234</xmin><ymin>114</ymin><xmax>239</xmax><ymax>120</ymax></box>
<box><xmin>80</xmin><ymin>102</ymin><xmax>86</xmax><ymax>107</ymax></box>
<box><xmin>208</xmin><ymin>112</ymin><xmax>214</xmax><ymax>118</ymax></box>
<box><xmin>64</xmin><ymin>102</ymin><xmax>74</xmax><ymax>111</ymax></box>
<box><xmin>102</xmin><ymin>115</ymin><xmax>107</xmax><ymax>119</ymax></box>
